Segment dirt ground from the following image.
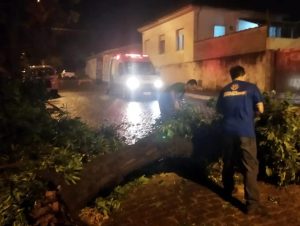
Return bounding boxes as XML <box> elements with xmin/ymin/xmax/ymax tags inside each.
<box><xmin>102</xmin><ymin>172</ymin><xmax>300</xmax><ymax>226</ymax></box>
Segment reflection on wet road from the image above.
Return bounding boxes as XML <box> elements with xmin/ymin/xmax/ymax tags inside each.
<box><xmin>50</xmin><ymin>89</ymin><xmax>161</xmax><ymax>144</ymax></box>
<box><xmin>122</xmin><ymin>101</ymin><xmax>160</xmax><ymax>144</ymax></box>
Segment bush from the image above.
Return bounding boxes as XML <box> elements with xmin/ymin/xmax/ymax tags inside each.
<box><xmin>256</xmin><ymin>92</ymin><xmax>300</xmax><ymax>186</ymax></box>
<box><xmin>156</xmin><ymin>103</ymin><xmax>211</xmax><ymax>140</ymax></box>
<box><xmin>0</xmin><ymin>77</ymin><xmax>124</xmax><ymax>225</ymax></box>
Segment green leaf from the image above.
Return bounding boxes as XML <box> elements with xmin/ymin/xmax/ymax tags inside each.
<box><xmin>266</xmin><ymin>167</ymin><xmax>273</xmax><ymax>176</ymax></box>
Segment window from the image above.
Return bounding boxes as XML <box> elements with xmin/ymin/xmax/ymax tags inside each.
<box><xmin>144</xmin><ymin>39</ymin><xmax>150</xmax><ymax>54</ymax></box>
<box><xmin>237</xmin><ymin>19</ymin><xmax>258</xmax><ymax>31</ymax></box>
<box><xmin>269</xmin><ymin>26</ymin><xmax>282</xmax><ymax>37</ymax></box>
<box><xmin>176</xmin><ymin>28</ymin><xmax>184</xmax><ymax>51</ymax></box>
<box><xmin>214</xmin><ymin>25</ymin><xmax>225</xmax><ymax>37</ymax></box>
<box><xmin>123</xmin><ymin>62</ymin><xmax>156</xmax><ymax>76</ymax></box>
<box><xmin>158</xmin><ymin>35</ymin><xmax>165</xmax><ymax>54</ymax></box>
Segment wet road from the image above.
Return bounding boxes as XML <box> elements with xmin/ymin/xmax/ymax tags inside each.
<box><xmin>49</xmin><ymin>83</ymin><xmax>161</xmax><ymax>144</ymax></box>
<box><xmin>49</xmin><ymin>82</ymin><xmax>214</xmax><ymax>144</ymax></box>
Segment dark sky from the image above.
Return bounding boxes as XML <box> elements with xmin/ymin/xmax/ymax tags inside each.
<box><xmin>76</xmin><ymin>0</ymin><xmax>190</xmax><ymax>52</ymax></box>
<box><xmin>0</xmin><ymin>0</ymin><xmax>297</xmax><ymax>70</ymax></box>
<box><xmin>75</xmin><ymin>0</ymin><xmax>299</xmax><ymax>54</ymax></box>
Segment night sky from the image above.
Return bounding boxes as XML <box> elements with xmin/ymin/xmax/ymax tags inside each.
<box><xmin>75</xmin><ymin>0</ymin><xmax>189</xmax><ymax>52</ymax></box>
<box><xmin>2</xmin><ymin>0</ymin><xmax>297</xmax><ymax>70</ymax></box>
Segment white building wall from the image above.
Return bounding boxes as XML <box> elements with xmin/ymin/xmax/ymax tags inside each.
<box><xmin>196</xmin><ymin>7</ymin><xmax>267</xmax><ymax>41</ymax></box>
<box><xmin>85</xmin><ymin>58</ymin><xmax>97</xmax><ymax>80</ymax></box>
<box><xmin>141</xmin><ymin>11</ymin><xmax>195</xmax><ymax>67</ymax></box>
<box><xmin>138</xmin><ymin>4</ymin><xmax>290</xmax><ymax>90</ymax></box>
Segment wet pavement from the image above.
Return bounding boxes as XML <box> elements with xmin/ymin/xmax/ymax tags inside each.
<box><xmin>50</xmin><ymin>83</ymin><xmax>161</xmax><ymax>144</ymax></box>
<box><xmin>50</xmin><ymin>82</ymin><xmax>213</xmax><ymax>144</ymax></box>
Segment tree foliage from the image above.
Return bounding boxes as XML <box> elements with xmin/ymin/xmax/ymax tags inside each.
<box><xmin>0</xmin><ymin>77</ymin><xmax>124</xmax><ymax>225</ymax></box>
<box><xmin>156</xmin><ymin>103</ymin><xmax>211</xmax><ymax>140</ymax></box>
<box><xmin>22</xmin><ymin>0</ymin><xmax>81</xmax><ymax>66</ymax></box>
<box><xmin>256</xmin><ymin>92</ymin><xmax>300</xmax><ymax>186</ymax></box>
<box><xmin>156</xmin><ymin>95</ymin><xmax>300</xmax><ymax>186</ymax></box>
<box><xmin>0</xmin><ymin>0</ymin><xmax>82</xmax><ymax>74</ymax></box>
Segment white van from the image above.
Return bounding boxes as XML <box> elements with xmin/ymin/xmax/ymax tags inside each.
<box><xmin>107</xmin><ymin>53</ymin><xmax>163</xmax><ymax>99</ymax></box>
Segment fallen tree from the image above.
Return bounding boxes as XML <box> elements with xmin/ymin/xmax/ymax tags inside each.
<box><xmin>42</xmin><ymin>134</ymin><xmax>193</xmax><ymax>221</ymax></box>
<box><xmin>0</xmin><ymin>76</ymin><xmax>219</xmax><ymax>225</ymax></box>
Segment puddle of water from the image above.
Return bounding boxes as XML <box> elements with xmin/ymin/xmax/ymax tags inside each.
<box><xmin>120</xmin><ymin>101</ymin><xmax>161</xmax><ymax>144</ymax></box>
<box><xmin>52</xmin><ymin>91</ymin><xmax>162</xmax><ymax>145</ymax></box>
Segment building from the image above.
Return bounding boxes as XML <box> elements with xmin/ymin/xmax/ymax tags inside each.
<box><xmin>138</xmin><ymin>4</ymin><xmax>300</xmax><ymax>93</ymax></box>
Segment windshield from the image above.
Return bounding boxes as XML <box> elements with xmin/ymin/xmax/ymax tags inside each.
<box><xmin>120</xmin><ymin>62</ymin><xmax>156</xmax><ymax>76</ymax></box>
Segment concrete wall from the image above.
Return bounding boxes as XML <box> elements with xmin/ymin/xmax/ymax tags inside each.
<box><xmin>141</xmin><ymin>11</ymin><xmax>195</xmax><ymax>66</ymax></box>
<box><xmin>160</xmin><ymin>47</ymin><xmax>300</xmax><ymax>93</ymax></box>
<box><xmin>194</xmin><ymin>26</ymin><xmax>268</xmax><ymax>60</ymax></box>
<box><xmin>274</xmin><ymin>49</ymin><xmax>300</xmax><ymax>93</ymax></box>
<box><xmin>267</xmin><ymin>38</ymin><xmax>300</xmax><ymax>50</ymax></box>
<box><xmin>196</xmin><ymin>7</ymin><xmax>267</xmax><ymax>41</ymax></box>
<box><xmin>159</xmin><ymin>51</ymin><xmax>271</xmax><ymax>91</ymax></box>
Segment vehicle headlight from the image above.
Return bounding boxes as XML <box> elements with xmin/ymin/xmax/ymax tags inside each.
<box><xmin>126</xmin><ymin>77</ymin><xmax>140</xmax><ymax>90</ymax></box>
<box><xmin>154</xmin><ymin>79</ymin><xmax>163</xmax><ymax>89</ymax></box>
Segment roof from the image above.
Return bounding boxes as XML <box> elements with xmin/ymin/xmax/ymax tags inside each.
<box><xmin>138</xmin><ymin>4</ymin><xmax>198</xmax><ymax>33</ymax></box>
<box><xmin>86</xmin><ymin>43</ymin><xmax>142</xmax><ymax>60</ymax></box>
<box><xmin>138</xmin><ymin>3</ymin><xmax>264</xmax><ymax>33</ymax></box>
<box><xmin>137</xmin><ymin>2</ymin><xmax>289</xmax><ymax>33</ymax></box>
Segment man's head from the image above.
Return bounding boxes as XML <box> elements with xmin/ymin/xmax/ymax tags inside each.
<box><xmin>185</xmin><ymin>79</ymin><xmax>197</xmax><ymax>91</ymax></box>
<box><xmin>229</xmin><ymin>65</ymin><xmax>246</xmax><ymax>80</ymax></box>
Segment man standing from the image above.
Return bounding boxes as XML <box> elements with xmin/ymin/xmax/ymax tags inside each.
<box><xmin>216</xmin><ymin>65</ymin><xmax>266</xmax><ymax>215</ymax></box>
<box><xmin>158</xmin><ymin>79</ymin><xmax>197</xmax><ymax>119</ymax></box>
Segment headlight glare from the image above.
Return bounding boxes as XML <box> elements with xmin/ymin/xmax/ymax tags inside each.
<box><xmin>126</xmin><ymin>77</ymin><xmax>140</xmax><ymax>90</ymax></box>
<box><xmin>154</xmin><ymin>79</ymin><xmax>163</xmax><ymax>89</ymax></box>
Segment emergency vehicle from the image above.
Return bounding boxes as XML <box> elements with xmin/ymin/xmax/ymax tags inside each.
<box><xmin>107</xmin><ymin>53</ymin><xmax>163</xmax><ymax>99</ymax></box>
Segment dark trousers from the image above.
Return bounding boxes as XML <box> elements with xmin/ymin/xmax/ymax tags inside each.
<box><xmin>158</xmin><ymin>92</ymin><xmax>176</xmax><ymax>118</ymax></box>
<box><xmin>222</xmin><ymin>135</ymin><xmax>259</xmax><ymax>206</ymax></box>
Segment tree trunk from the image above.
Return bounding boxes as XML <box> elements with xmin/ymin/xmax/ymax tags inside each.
<box><xmin>44</xmin><ymin>135</ymin><xmax>193</xmax><ymax>221</ymax></box>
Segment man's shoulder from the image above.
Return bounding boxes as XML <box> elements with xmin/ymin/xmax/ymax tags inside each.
<box><xmin>171</xmin><ymin>82</ymin><xmax>185</xmax><ymax>86</ymax></box>
<box><xmin>219</xmin><ymin>81</ymin><xmax>260</xmax><ymax>94</ymax></box>
<box><xmin>240</xmin><ymin>81</ymin><xmax>258</xmax><ymax>88</ymax></box>
<box><xmin>169</xmin><ymin>82</ymin><xmax>184</xmax><ymax>90</ymax></box>
<box><xmin>230</xmin><ymin>81</ymin><xmax>260</xmax><ymax>93</ymax></box>
<box><xmin>222</xmin><ymin>82</ymin><xmax>234</xmax><ymax>90</ymax></box>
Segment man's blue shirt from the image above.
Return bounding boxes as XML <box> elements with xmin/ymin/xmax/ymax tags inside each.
<box><xmin>216</xmin><ymin>80</ymin><xmax>263</xmax><ymax>137</ymax></box>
